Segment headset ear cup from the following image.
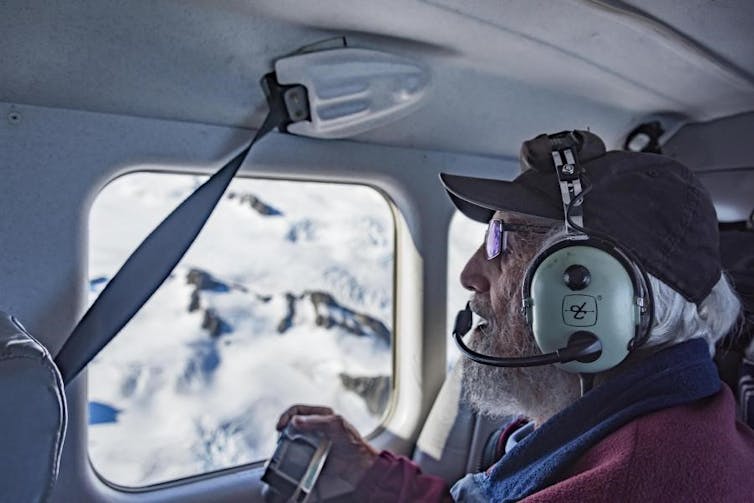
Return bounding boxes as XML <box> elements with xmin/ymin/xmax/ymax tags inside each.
<box><xmin>523</xmin><ymin>239</ymin><xmax>646</xmax><ymax>373</ymax></box>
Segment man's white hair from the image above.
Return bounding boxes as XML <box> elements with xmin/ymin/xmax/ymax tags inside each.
<box><xmin>646</xmin><ymin>273</ymin><xmax>741</xmax><ymax>356</ymax></box>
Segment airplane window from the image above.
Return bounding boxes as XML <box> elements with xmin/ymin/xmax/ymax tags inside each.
<box><xmin>87</xmin><ymin>172</ymin><xmax>394</xmax><ymax>487</ymax></box>
<box><xmin>447</xmin><ymin>211</ymin><xmax>486</xmax><ymax>369</ymax></box>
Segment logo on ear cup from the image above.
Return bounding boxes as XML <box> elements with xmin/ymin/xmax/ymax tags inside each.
<box><xmin>562</xmin><ymin>295</ymin><xmax>598</xmax><ymax>327</ymax></box>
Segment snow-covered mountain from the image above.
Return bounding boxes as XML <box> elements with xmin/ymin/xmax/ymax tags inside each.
<box><xmin>87</xmin><ymin>172</ymin><xmax>394</xmax><ymax>486</ymax></box>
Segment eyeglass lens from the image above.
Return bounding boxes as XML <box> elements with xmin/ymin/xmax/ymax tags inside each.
<box><xmin>485</xmin><ymin>220</ymin><xmax>508</xmax><ymax>260</ymax></box>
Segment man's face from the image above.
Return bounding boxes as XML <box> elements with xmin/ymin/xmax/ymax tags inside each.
<box><xmin>459</xmin><ymin>211</ymin><xmax>580</xmax><ymax>424</ymax></box>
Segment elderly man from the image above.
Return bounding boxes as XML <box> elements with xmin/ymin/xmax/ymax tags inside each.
<box><xmin>276</xmin><ymin>131</ymin><xmax>754</xmax><ymax>502</ymax></box>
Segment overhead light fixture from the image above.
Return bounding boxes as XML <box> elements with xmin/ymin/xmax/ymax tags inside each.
<box><xmin>274</xmin><ymin>47</ymin><xmax>430</xmax><ymax>139</ymax></box>
<box><xmin>624</xmin><ymin>121</ymin><xmax>664</xmax><ymax>154</ymax></box>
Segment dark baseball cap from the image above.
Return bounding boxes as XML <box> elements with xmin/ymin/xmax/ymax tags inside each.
<box><xmin>440</xmin><ymin>130</ymin><xmax>722</xmax><ymax>304</ymax></box>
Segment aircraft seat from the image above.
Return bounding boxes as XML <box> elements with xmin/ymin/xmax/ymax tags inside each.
<box><xmin>0</xmin><ymin>312</ymin><xmax>67</xmax><ymax>503</ymax></box>
<box><xmin>412</xmin><ymin>363</ymin><xmax>509</xmax><ymax>485</ymax></box>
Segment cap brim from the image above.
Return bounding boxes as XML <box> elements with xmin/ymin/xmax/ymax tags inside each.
<box><xmin>439</xmin><ymin>172</ymin><xmax>562</xmax><ymax>223</ymax></box>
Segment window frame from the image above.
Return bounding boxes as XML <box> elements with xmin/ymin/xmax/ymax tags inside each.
<box><xmin>85</xmin><ymin>169</ymin><xmax>400</xmax><ymax>490</ymax></box>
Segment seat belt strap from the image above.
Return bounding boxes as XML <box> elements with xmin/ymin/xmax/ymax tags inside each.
<box><xmin>55</xmin><ymin>73</ymin><xmax>299</xmax><ymax>385</ymax></box>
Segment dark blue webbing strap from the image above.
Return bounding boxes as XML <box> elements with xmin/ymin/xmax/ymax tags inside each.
<box><xmin>56</xmin><ymin>92</ymin><xmax>286</xmax><ymax>385</ymax></box>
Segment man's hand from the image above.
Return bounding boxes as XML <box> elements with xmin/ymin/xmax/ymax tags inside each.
<box><xmin>276</xmin><ymin>404</ymin><xmax>380</xmax><ymax>490</ymax></box>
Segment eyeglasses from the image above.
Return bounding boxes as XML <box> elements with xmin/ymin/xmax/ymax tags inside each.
<box><xmin>485</xmin><ymin>219</ymin><xmax>553</xmax><ymax>260</ymax></box>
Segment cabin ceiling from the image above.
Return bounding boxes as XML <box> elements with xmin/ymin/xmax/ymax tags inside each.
<box><xmin>1</xmin><ymin>0</ymin><xmax>753</xmax><ymax>158</ymax></box>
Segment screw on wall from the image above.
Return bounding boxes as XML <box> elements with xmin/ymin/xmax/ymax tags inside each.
<box><xmin>7</xmin><ymin>111</ymin><xmax>22</xmax><ymax>125</ymax></box>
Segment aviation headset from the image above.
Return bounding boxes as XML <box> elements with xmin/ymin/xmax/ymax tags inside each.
<box><xmin>453</xmin><ymin>131</ymin><xmax>654</xmax><ymax>375</ymax></box>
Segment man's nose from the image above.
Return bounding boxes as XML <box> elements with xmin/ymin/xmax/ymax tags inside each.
<box><xmin>460</xmin><ymin>245</ymin><xmax>491</xmax><ymax>293</ymax></box>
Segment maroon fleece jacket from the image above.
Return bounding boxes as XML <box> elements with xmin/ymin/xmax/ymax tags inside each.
<box><xmin>353</xmin><ymin>387</ymin><xmax>754</xmax><ymax>502</ymax></box>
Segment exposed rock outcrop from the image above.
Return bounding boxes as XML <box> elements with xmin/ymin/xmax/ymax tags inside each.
<box><xmin>276</xmin><ymin>293</ymin><xmax>298</xmax><ymax>334</ymax></box>
<box><xmin>226</xmin><ymin>191</ymin><xmax>282</xmax><ymax>216</ymax></box>
<box><xmin>339</xmin><ymin>374</ymin><xmax>391</xmax><ymax>415</ymax></box>
<box><xmin>308</xmin><ymin>291</ymin><xmax>391</xmax><ymax>346</ymax></box>
<box><xmin>202</xmin><ymin>308</ymin><xmax>232</xmax><ymax>338</ymax></box>
<box><xmin>187</xmin><ymin>268</ymin><xmax>231</xmax><ymax>293</ymax></box>
<box><xmin>272</xmin><ymin>289</ymin><xmax>391</xmax><ymax>347</ymax></box>
<box><xmin>286</xmin><ymin>219</ymin><xmax>316</xmax><ymax>242</ymax></box>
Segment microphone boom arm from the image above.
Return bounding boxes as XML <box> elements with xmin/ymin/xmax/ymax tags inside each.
<box><xmin>452</xmin><ymin>303</ymin><xmax>602</xmax><ymax>368</ymax></box>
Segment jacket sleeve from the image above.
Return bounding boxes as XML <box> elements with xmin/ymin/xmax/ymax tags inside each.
<box><xmin>352</xmin><ymin>450</ymin><xmax>453</xmax><ymax>502</ymax></box>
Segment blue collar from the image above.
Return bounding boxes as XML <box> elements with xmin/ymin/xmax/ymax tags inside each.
<box><xmin>479</xmin><ymin>338</ymin><xmax>720</xmax><ymax>502</ymax></box>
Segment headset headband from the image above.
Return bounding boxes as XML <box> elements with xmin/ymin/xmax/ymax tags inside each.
<box><xmin>550</xmin><ymin>133</ymin><xmax>587</xmax><ymax>235</ymax></box>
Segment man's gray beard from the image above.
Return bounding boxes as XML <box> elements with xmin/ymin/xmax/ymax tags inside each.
<box><xmin>460</xmin><ymin>295</ymin><xmax>580</xmax><ymax>424</ymax></box>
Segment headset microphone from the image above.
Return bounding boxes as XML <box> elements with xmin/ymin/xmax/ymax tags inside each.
<box><xmin>452</xmin><ymin>302</ymin><xmax>603</xmax><ymax>367</ymax></box>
